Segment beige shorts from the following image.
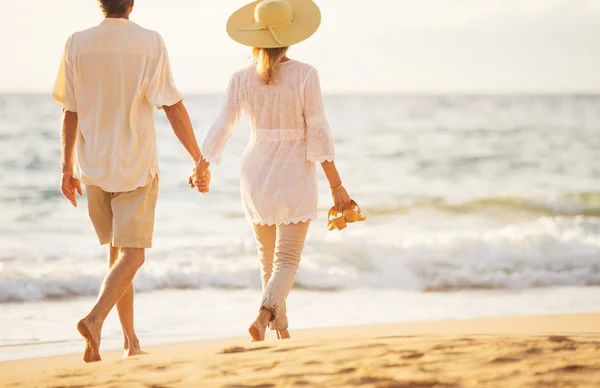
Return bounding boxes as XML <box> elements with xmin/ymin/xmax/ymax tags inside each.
<box><xmin>86</xmin><ymin>177</ymin><xmax>159</xmax><ymax>249</ymax></box>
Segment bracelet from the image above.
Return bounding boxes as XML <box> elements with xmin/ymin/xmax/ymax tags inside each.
<box><xmin>330</xmin><ymin>181</ymin><xmax>343</xmax><ymax>191</ymax></box>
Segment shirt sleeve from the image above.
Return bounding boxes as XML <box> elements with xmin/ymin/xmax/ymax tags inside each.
<box><xmin>304</xmin><ymin>68</ymin><xmax>335</xmax><ymax>163</ymax></box>
<box><xmin>51</xmin><ymin>36</ymin><xmax>77</xmax><ymax>112</ymax></box>
<box><xmin>201</xmin><ymin>73</ymin><xmax>244</xmax><ymax>165</ymax></box>
<box><xmin>145</xmin><ymin>35</ymin><xmax>184</xmax><ymax>109</ymax></box>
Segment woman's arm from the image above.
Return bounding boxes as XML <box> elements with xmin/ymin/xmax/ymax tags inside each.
<box><xmin>321</xmin><ymin>160</ymin><xmax>341</xmax><ymax>189</ymax></box>
<box><xmin>302</xmin><ymin>68</ymin><xmax>352</xmax><ymax>211</ymax></box>
<box><xmin>191</xmin><ymin>73</ymin><xmax>244</xmax><ymax>190</ymax></box>
<box><xmin>321</xmin><ymin>161</ymin><xmax>352</xmax><ymax>212</ymax></box>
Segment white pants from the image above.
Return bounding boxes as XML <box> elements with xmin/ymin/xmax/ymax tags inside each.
<box><xmin>252</xmin><ymin>221</ymin><xmax>310</xmax><ymax>330</ymax></box>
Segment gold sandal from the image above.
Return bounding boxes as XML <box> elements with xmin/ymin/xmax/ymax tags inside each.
<box><xmin>328</xmin><ymin>207</ymin><xmax>347</xmax><ymax>231</ymax></box>
<box><xmin>344</xmin><ymin>200</ymin><xmax>367</xmax><ymax>223</ymax></box>
<box><xmin>327</xmin><ymin>200</ymin><xmax>366</xmax><ymax>231</ymax></box>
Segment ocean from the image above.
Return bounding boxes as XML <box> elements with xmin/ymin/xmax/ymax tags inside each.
<box><xmin>1</xmin><ymin>94</ymin><xmax>599</xmax><ymax>361</ymax></box>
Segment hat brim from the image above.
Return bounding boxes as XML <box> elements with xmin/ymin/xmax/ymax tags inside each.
<box><xmin>227</xmin><ymin>0</ymin><xmax>321</xmax><ymax>48</ymax></box>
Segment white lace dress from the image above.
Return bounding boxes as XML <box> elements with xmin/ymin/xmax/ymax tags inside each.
<box><xmin>202</xmin><ymin>60</ymin><xmax>335</xmax><ymax>226</ymax></box>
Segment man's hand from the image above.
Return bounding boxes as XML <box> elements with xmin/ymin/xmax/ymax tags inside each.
<box><xmin>60</xmin><ymin>109</ymin><xmax>80</xmax><ymax>206</ymax></box>
<box><xmin>61</xmin><ymin>171</ymin><xmax>83</xmax><ymax>207</ymax></box>
<box><xmin>189</xmin><ymin>168</ymin><xmax>211</xmax><ymax>193</ymax></box>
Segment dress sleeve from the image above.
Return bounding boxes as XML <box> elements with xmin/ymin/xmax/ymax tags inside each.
<box><xmin>51</xmin><ymin>36</ymin><xmax>77</xmax><ymax>112</ymax></box>
<box><xmin>303</xmin><ymin>68</ymin><xmax>335</xmax><ymax>163</ymax></box>
<box><xmin>145</xmin><ymin>34</ymin><xmax>184</xmax><ymax>109</ymax></box>
<box><xmin>201</xmin><ymin>73</ymin><xmax>244</xmax><ymax>165</ymax></box>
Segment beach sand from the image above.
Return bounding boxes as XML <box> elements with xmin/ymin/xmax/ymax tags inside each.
<box><xmin>2</xmin><ymin>313</ymin><xmax>599</xmax><ymax>387</ymax></box>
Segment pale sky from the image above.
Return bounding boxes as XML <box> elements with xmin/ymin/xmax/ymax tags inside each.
<box><xmin>1</xmin><ymin>0</ymin><xmax>599</xmax><ymax>94</ymax></box>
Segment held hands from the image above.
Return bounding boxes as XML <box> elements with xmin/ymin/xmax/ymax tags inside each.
<box><xmin>61</xmin><ymin>171</ymin><xmax>83</xmax><ymax>207</ymax></box>
<box><xmin>189</xmin><ymin>168</ymin><xmax>210</xmax><ymax>193</ymax></box>
<box><xmin>189</xmin><ymin>158</ymin><xmax>211</xmax><ymax>193</ymax></box>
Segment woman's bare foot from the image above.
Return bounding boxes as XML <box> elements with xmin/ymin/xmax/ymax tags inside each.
<box><xmin>77</xmin><ymin>317</ymin><xmax>102</xmax><ymax>363</ymax></box>
<box><xmin>277</xmin><ymin>329</ymin><xmax>291</xmax><ymax>340</ymax></box>
<box><xmin>249</xmin><ymin>321</ymin><xmax>267</xmax><ymax>342</ymax></box>
<box><xmin>122</xmin><ymin>336</ymin><xmax>148</xmax><ymax>358</ymax></box>
<box><xmin>249</xmin><ymin>309</ymin><xmax>272</xmax><ymax>342</ymax></box>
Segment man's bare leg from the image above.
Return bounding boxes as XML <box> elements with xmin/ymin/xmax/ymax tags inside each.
<box><xmin>108</xmin><ymin>245</ymin><xmax>145</xmax><ymax>358</ymax></box>
<box><xmin>77</xmin><ymin>247</ymin><xmax>145</xmax><ymax>362</ymax></box>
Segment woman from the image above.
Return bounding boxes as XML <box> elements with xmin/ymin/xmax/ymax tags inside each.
<box><xmin>193</xmin><ymin>0</ymin><xmax>353</xmax><ymax>341</ymax></box>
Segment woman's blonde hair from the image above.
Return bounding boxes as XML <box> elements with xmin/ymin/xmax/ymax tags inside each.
<box><xmin>252</xmin><ymin>47</ymin><xmax>289</xmax><ymax>85</ymax></box>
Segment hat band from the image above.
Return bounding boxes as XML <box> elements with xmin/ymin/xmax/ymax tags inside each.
<box><xmin>240</xmin><ymin>20</ymin><xmax>293</xmax><ymax>46</ymax></box>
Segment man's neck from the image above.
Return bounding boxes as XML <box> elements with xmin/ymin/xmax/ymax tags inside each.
<box><xmin>105</xmin><ymin>14</ymin><xmax>129</xmax><ymax>19</ymax></box>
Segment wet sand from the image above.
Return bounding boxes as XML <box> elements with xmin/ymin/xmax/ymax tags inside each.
<box><xmin>2</xmin><ymin>313</ymin><xmax>599</xmax><ymax>387</ymax></box>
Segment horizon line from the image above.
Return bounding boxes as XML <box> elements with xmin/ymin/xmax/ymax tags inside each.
<box><xmin>1</xmin><ymin>91</ymin><xmax>600</xmax><ymax>97</ymax></box>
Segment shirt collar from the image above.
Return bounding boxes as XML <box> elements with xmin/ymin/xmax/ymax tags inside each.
<box><xmin>100</xmin><ymin>18</ymin><xmax>138</xmax><ymax>27</ymax></box>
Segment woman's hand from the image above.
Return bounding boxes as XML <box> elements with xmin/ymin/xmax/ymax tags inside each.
<box><xmin>320</xmin><ymin>161</ymin><xmax>352</xmax><ymax>212</ymax></box>
<box><xmin>332</xmin><ymin>185</ymin><xmax>352</xmax><ymax>212</ymax></box>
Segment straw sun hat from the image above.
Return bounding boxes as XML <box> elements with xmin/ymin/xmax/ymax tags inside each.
<box><xmin>227</xmin><ymin>0</ymin><xmax>321</xmax><ymax>48</ymax></box>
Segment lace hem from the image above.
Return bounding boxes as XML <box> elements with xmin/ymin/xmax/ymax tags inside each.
<box><xmin>307</xmin><ymin>155</ymin><xmax>335</xmax><ymax>163</ymax></box>
<box><xmin>248</xmin><ymin>213</ymin><xmax>316</xmax><ymax>226</ymax></box>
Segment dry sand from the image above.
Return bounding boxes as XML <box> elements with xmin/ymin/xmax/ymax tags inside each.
<box><xmin>2</xmin><ymin>313</ymin><xmax>600</xmax><ymax>387</ymax></box>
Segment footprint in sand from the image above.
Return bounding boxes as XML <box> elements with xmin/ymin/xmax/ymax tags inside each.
<box><xmin>547</xmin><ymin>335</ymin><xmax>574</xmax><ymax>343</ymax></box>
<box><xmin>489</xmin><ymin>357</ymin><xmax>522</xmax><ymax>364</ymax></box>
<box><xmin>253</xmin><ymin>361</ymin><xmax>280</xmax><ymax>372</ymax></box>
<box><xmin>402</xmin><ymin>352</ymin><xmax>425</xmax><ymax>360</ymax></box>
<box><xmin>347</xmin><ymin>377</ymin><xmax>452</xmax><ymax>388</ymax></box>
<box><xmin>303</xmin><ymin>360</ymin><xmax>322</xmax><ymax>366</ymax></box>
<box><xmin>220</xmin><ymin>346</ymin><xmax>271</xmax><ymax>354</ymax></box>
<box><xmin>271</xmin><ymin>345</ymin><xmax>313</xmax><ymax>353</ymax></box>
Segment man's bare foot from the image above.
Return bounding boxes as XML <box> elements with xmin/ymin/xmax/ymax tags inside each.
<box><xmin>248</xmin><ymin>321</ymin><xmax>267</xmax><ymax>342</ymax></box>
<box><xmin>121</xmin><ymin>336</ymin><xmax>147</xmax><ymax>358</ymax></box>
<box><xmin>123</xmin><ymin>347</ymin><xmax>148</xmax><ymax>359</ymax></box>
<box><xmin>77</xmin><ymin>318</ymin><xmax>102</xmax><ymax>363</ymax></box>
<box><xmin>277</xmin><ymin>329</ymin><xmax>291</xmax><ymax>340</ymax></box>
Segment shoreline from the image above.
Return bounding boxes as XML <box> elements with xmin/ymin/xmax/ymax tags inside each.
<box><xmin>5</xmin><ymin>287</ymin><xmax>600</xmax><ymax>364</ymax></box>
<box><xmin>2</xmin><ymin>312</ymin><xmax>599</xmax><ymax>387</ymax></box>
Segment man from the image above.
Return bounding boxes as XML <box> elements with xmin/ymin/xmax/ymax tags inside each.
<box><xmin>52</xmin><ymin>0</ymin><xmax>208</xmax><ymax>362</ymax></box>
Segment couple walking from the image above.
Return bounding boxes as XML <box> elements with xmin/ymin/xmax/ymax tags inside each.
<box><xmin>53</xmin><ymin>0</ymin><xmax>353</xmax><ymax>363</ymax></box>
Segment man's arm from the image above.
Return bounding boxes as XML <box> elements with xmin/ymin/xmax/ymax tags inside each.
<box><xmin>62</xmin><ymin>109</ymin><xmax>78</xmax><ymax>172</ymax></box>
<box><xmin>163</xmin><ymin>101</ymin><xmax>201</xmax><ymax>163</ymax></box>
<box><xmin>163</xmin><ymin>101</ymin><xmax>210</xmax><ymax>192</ymax></box>
<box><xmin>61</xmin><ymin>109</ymin><xmax>83</xmax><ymax>207</ymax></box>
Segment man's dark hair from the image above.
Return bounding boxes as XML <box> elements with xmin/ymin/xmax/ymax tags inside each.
<box><xmin>98</xmin><ymin>0</ymin><xmax>133</xmax><ymax>16</ymax></box>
